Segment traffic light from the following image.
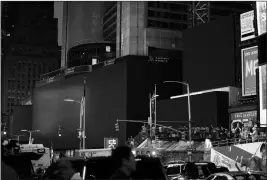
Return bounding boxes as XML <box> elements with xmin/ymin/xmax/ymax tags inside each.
<box><xmin>115</xmin><ymin>122</ymin><xmax>119</xmax><ymax>131</ymax></box>
<box><xmin>58</xmin><ymin>126</ymin><xmax>62</xmax><ymax>137</ymax></box>
<box><xmin>3</xmin><ymin>126</ymin><xmax>7</xmax><ymax>135</ymax></box>
<box><xmin>182</xmin><ymin>132</ymin><xmax>186</xmax><ymax>141</ymax></box>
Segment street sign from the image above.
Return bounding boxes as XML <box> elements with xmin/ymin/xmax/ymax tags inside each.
<box><xmin>104</xmin><ymin>137</ymin><xmax>118</xmax><ymax>149</ymax></box>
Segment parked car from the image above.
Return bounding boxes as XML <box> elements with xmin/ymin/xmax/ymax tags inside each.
<box><xmin>43</xmin><ymin>155</ymin><xmax>167</xmax><ymax>180</ymax></box>
<box><xmin>173</xmin><ymin>162</ymin><xmax>228</xmax><ymax>180</ymax></box>
<box><xmin>206</xmin><ymin>171</ymin><xmax>267</xmax><ymax>180</ymax></box>
<box><xmin>164</xmin><ymin>161</ymin><xmax>185</xmax><ymax>180</ymax></box>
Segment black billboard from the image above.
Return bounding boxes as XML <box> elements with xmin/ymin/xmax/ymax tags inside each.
<box><xmin>183</xmin><ymin>15</ymin><xmax>236</xmax><ymax>92</ymax></box>
<box><xmin>32</xmin><ymin>61</ymin><xmax>127</xmax><ymax>149</ymax></box>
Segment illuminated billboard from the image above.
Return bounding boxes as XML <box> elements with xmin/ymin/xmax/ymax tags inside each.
<box><xmin>259</xmin><ymin>64</ymin><xmax>266</xmax><ymax>127</ymax></box>
<box><xmin>241</xmin><ymin>46</ymin><xmax>258</xmax><ymax>96</ymax></box>
<box><xmin>240</xmin><ymin>10</ymin><xmax>255</xmax><ymax>41</ymax></box>
<box><xmin>256</xmin><ymin>2</ymin><xmax>267</xmax><ymax>36</ymax></box>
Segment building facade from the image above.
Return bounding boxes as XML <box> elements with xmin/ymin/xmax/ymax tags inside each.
<box><xmin>1</xmin><ymin>2</ymin><xmax>60</xmax><ymax>115</ymax></box>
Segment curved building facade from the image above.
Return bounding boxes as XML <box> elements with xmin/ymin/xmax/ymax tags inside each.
<box><xmin>61</xmin><ymin>1</ymin><xmax>105</xmax><ymax>67</ymax></box>
<box><xmin>67</xmin><ymin>42</ymin><xmax>116</xmax><ymax>67</ymax></box>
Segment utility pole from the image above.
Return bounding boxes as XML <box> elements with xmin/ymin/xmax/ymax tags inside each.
<box><xmin>83</xmin><ymin>77</ymin><xmax>86</xmax><ymax>149</ymax></box>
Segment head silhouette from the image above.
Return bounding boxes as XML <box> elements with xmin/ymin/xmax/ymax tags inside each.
<box><xmin>111</xmin><ymin>146</ymin><xmax>136</xmax><ymax>175</ymax></box>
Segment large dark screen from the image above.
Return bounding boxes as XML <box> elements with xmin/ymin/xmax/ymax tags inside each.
<box><xmin>183</xmin><ymin>15</ymin><xmax>236</xmax><ymax>92</ymax></box>
<box><xmin>32</xmin><ymin>62</ymin><xmax>127</xmax><ymax>149</ymax></box>
<box><xmin>156</xmin><ymin>92</ymin><xmax>228</xmax><ymax>128</ymax></box>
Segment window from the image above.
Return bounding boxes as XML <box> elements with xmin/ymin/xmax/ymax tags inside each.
<box><xmin>214</xmin><ymin>176</ymin><xmax>228</xmax><ymax>180</ymax></box>
<box><xmin>234</xmin><ymin>175</ymin><xmax>245</xmax><ymax>180</ymax></box>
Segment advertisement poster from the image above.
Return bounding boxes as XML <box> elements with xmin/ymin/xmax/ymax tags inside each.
<box><xmin>259</xmin><ymin>64</ymin><xmax>267</xmax><ymax>127</ymax></box>
<box><xmin>211</xmin><ymin>142</ymin><xmax>266</xmax><ymax>172</ymax></box>
<box><xmin>241</xmin><ymin>46</ymin><xmax>259</xmax><ymax>96</ymax></box>
<box><xmin>256</xmin><ymin>2</ymin><xmax>267</xmax><ymax>36</ymax></box>
<box><xmin>240</xmin><ymin>10</ymin><xmax>255</xmax><ymax>41</ymax></box>
<box><xmin>230</xmin><ymin>111</ymin><xmax>257</xmax><ymax>130</ymax></box>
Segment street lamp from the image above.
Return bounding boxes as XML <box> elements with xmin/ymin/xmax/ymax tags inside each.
<box><xmin>164</xmin><ymin>81</ymin><xmax>192</xmax><ymax>160</ymax></box>
<box><xmin>21</xmin><ymin>129</ymin><xmax>40</xmax><ymax>144</ymax></box>
<box><xmin>64</xmin><ymin>97</ymin><xmax>86</xmax><ymax>150</ymax></box>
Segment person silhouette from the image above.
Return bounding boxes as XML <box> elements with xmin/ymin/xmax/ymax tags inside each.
<box><xmin>110</xmin><ymin>146</ymin><xmax>136</xmax><ymax>179</ymax></box>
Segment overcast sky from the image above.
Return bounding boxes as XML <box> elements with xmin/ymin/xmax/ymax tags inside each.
<box><xmin>54</xmin><ymin>1</ymin><xmax>63</xmax><ymax>46</ymax></box>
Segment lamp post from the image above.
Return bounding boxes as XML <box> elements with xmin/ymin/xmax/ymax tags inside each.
<box><xmin>164</xmin><ymin>81</ymin><xmax>192</xmax><ymax>161</ymax></box>
<box><xmin>64</xmin><ymin>97</ymin><xmax>86</xmax><ymax>150</ymax></box>
<box><xmin>21</xmin><ymin>130</ymin><xmax>40</xmax><ymax>144</ymax></box>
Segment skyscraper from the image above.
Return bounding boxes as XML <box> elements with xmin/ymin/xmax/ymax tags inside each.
<box><xmin>1</xmin><ymin>2</ymin><xmax>60</xmax><ymax>114</ymax></box>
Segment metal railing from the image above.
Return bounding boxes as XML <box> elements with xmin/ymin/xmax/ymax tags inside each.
<box><xmin>211</xmin><ymin>136</ymin><xmax>267</xmax><ymax>147</ymax></box>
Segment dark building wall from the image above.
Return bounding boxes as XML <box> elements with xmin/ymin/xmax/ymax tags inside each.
<box><xmin>182</xmin><ymin>15</ymin><xmax>236</xmax><ymax>92</ymax></box>
<box><xmin>126</xmin><ymin>55</ymin><xmax>183</xmax><ymax>138</ymax></box>
<box><xmin>156</xmin><ymin>92</ymin><xmax>229</xmax><ymax>128</ymax></box>
<box><xmin>12</xmin><ymin>105</ymin><xmax>33</xmax><ymax>142</ymax></box>
<box><xmin>32</xmin><ymin>55</ymin><xmax>182</xmax><ymax>148</ymax></box>
<box><xmin>216</xmin><ymin>92</ymin><xmax>230</xmax><ymax>128</ymax></box>
<box><xmin>32</xmin><ymin>61</ymin><xmax>127</xmax><ymax>149</ymax></box>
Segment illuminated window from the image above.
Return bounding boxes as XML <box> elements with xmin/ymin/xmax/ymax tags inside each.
<box><xmin>106</xmin><ymin>46</ymin><xmax>111</xmax><ymax>52</ymax></box>
<box><xmin>92</xmin><ymin>58</ymin><xmax>98</xmax><ymax>65</ymax></box>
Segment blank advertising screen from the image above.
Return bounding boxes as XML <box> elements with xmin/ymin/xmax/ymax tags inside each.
<box><xmin>259</xmin><ymin>64</ymin><xmax>267</xmax><ymax>127</ymax></box>
<box><xmin>241</xmin><ymin>46</ymin><xmax>259</xmax><ymax>96</ymax></box>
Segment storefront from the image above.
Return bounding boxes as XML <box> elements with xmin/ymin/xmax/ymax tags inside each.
<box><xmin>230</xmin><ymin>110</ymin><xmax>257</xmax><ymax>130</ymax></box>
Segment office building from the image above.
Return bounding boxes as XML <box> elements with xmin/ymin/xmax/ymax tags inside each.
<box><xmin>1</xmin><ymin>2</ymin><xmax>60</xmax><ymax>114</ymax></box>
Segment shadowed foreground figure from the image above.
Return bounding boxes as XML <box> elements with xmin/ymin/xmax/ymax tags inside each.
<box><xmin>110</xmin><ymin>146</ymin><xmax>136</xmax><ymax>180</ymax></box>
<box><xmin>1</xmin><ymin>144</ymin><xmax>20</xmax><ymax>180</ymax></box>
<box><xmin>45</xmin><ymin>159</ymin><xmax>82</xmax><ymax>180</ymax></box>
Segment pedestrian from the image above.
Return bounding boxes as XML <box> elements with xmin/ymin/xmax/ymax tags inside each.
<box><xmin>1</xmin><ymin>144</ymin><xmax>20</xmax><ymax>180</ymax></box>
<box><xmin>110</xmin><ymin>146</ymin><xmax>136</xmax><ymax>179</ymax></box>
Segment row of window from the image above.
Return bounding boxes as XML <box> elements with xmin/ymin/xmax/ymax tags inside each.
<box><xmin>147</xmin><ymin>19</ymin><xmax>188</xmax><ymax>30</ymax></box>
<box><xmin>12</xmin><ymin>46</ymin><xmax>55</xmax><ymax>54</ymax></box>
<box><xmin>148</xmin><ymin>9</ymin><xmax>188</xmax><ymax>21</ymax></box>
<box><xmin>148</xmin><ymin>1</ymin><xmax>189</xmax><ymax>11</ymax></box>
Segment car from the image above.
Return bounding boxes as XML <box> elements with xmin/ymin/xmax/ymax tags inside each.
<box><xmin>43</xmin><ymin>155</ymin><xmax>168</xmax><ymax>180</ymax></box>
<box><xmin>206</xmin><ymin>171</ymin><xmax>267</xmax><ymax>180</ymax></box>
<box><xmin>164</xmin><ymin>161</ymin><xmax>185</xmax><ymax>180</ymax></box>
<box><xmin>172</xmin><ymin>162</ymin><xmax>228</xmax><ymax>180</ymax></box>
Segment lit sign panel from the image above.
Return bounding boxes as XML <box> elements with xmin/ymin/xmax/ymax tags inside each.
<box><xmin>240</xmin><ymin>10</ymin><xmax>255</xmax><ymax>41</ymax></box>
<box><xmin>256</xmin><ymin>2</ymin><xmax>267</xmax><ymax>36</ymax></box>
<box><xmin>259</xmin><ymin>64</ymin><xmax>267</xmax><ymax>127</ymax></box>
<box><xmin>241</xmin><ymin>46</ymin><xmax>258</xmax><ymax>96</ymax></box>
<box><xmin>104</xmin><ymin>137</ymin><xmax>118</xmax><ymax>149</ymax></box>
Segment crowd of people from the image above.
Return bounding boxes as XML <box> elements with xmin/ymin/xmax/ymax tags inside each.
<box><xmin>127</xmin><ymin>122</ymin><xmax>266</xmax><ymax>148</ymax></box>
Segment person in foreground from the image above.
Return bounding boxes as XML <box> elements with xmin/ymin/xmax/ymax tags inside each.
<box><xmin>110</xmin><ymin>146</ymin><xmax>136</xmax><ymax>179</ymax></box>
<box><xmin>1</xmin><ymin>144</ymin><xmax>20</xmax><ymax>180</ymax></box>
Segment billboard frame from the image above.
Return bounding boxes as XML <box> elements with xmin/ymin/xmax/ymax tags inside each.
<box><xmin>241</xmin><ymin>45</ymin><xmax>258</xmax><ymax>97</ymax></box>
<box><xmin>240</xmin><ymin>10</ymin><xmax>256</xmax><ymax>41</ymax></box>
<box><xmin>259</xmin><ymin>64</ymin><xmax>267</xmax><ymax>127</ymax></box>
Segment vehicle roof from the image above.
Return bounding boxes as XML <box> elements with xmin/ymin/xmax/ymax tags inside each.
<box><xmin>59</xmin><ymin>155</ymin><xmax>160</xmax><ymax>162</ymax></box>
<box><xmin>215</xmin><ymin>171</ymin><xmax>267</xmax><ymax>176</ymax></box>
<box><xmin>185</xmin><ymin>161</ymin><xmax>214</xmax><ymax>165</ymax></box>
<box><xmin>215</xmin><ymin>171</ymin><xmax>248</xmax><ymax>176</ymax></box>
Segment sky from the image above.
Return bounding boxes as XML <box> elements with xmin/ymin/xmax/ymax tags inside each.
<box><xmin>54</xmin><ymin>1</ymin><xmax>63</xmax><ymax>46</ymax></box>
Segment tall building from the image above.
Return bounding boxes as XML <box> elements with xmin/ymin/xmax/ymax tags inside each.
<box><xmin>1</xmin><ymin>2</ymin><xmax>60</xmax><ymax>115</ymax></box>
<box><xmin>103</xmin><ymin>1</ymin><xmax>253</xmax><ymax>58</ymax></box>
<box><xmin>61</xmin><ymin>2</ymin><xmax>105</xmax><ymax>67</ymax></box>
